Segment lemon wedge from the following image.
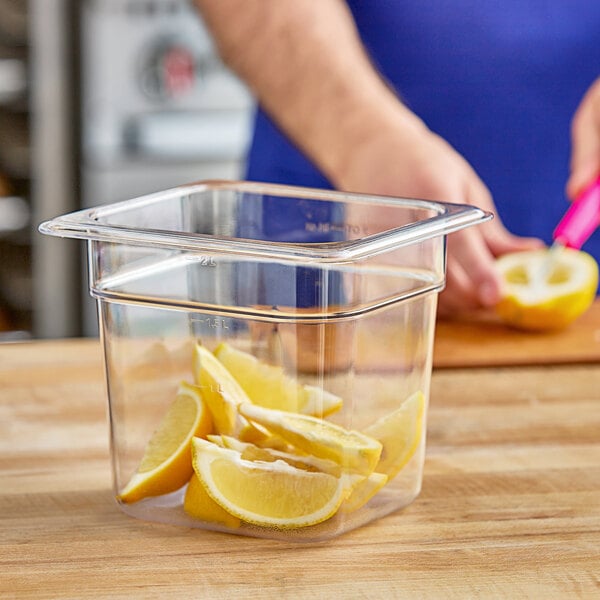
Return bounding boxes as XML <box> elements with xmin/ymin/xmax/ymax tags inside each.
<box><xmin>183</xmin><ymin>473</ymin><xmax>241</xmax><ymax>529</ymax></box>
<box><xmin>239</xmin><ymin>403</ymin><xmax>382</xmax><ymax>475</ymax></box>
<box><xmin>214</xmin><ymin>342</ymin><xmax>343</xmax><ymax>417</ymax></box>
<box><xmin>495</xmin><ymin>248</ymin><xmax>598</xmax><ymax>331</ymax></box>
<box><xmin>210</xmin><ymin>434</ymin><xmax>381</xmax><ymax>513</ymax></box>
<box><xmin>364</xmin><ymin>390</ymin><xmax>425</xmax><ymax>480</ymax></box>
<box><xmin>192</xmin><ymin>343</ymin><xmax>267</xmax><ymax>442</ymax></box>
<box><xmin>191</xmin><ymin>437</ymin><xmax>354</xmax><ymax>529</ymax></box>
<box><xmin>341</xmin><ymin>472</ymin><xmax>388</xmax><ymax>513</ymax></box>
<box><xmin>118</xmin><ymin>381</ymin><xmax>213</xmax><ymax>503</ymax></box>
<box><xmin>211</xmin><ymin>434</ymin><xmax>343</xmax><ymax>476</ymax></box>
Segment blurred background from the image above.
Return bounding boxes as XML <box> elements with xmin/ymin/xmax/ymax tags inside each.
<box><xmin>0</xmin><ymin>0</ymin><xmax>254</xmax><ymax>340</ymax></box>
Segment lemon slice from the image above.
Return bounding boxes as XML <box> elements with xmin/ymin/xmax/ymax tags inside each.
<box><xmin>119</xmin><ymin>381</ymin><xmax>213</xmax><ymax>503</ymax></box>
<box><xmin>495</xmin><ymin>248</ymin><xmax>598</xmax><ymax>331</ymax></box>
<box><xmin>212</xmin><ymin>434</ymin><xmax>343</xmax><ymax>476</ymax></box>
<box><xmin>364</xmin><ymin>391</ymin><xmax>425</xmax><ymax>480</ymax></box>
<box><xmin>341</xmin><ymin>472</ymin><xmax>388</xmax><ymax>513</ymax></box>
<box><xmin>191</xmin><ymin>437</ymin><xmax>352</xmax><ymax>528</ymax></box>
<box><xmin>239</xmin><ymin>403</ymin><xmax>382</xmax><ymax>475</ymax></box>
<box><xmin>214</xmin><ymin>436</ymin><xmax>386</xmax><ymax>512</ymax></box>
<box><xmin>214</xmin><ymin>342</ymin><xmax>343</xmax><ymax>417</ymax></box>
<box><xmin>183</xmin><ymin>473</ymin><xmax>241</xmax><ymax>529</ymax></box>
<box><xmin>193</xmin><ymin>343</ymin><xmax>266</xmax><ymax>442</ymax></box>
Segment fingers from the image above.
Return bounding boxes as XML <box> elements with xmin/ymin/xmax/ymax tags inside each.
<box><xmin>566</xmin><ymin>77</ymin><xmax>600</xmax><ymax>200</ymax></box>
<box><xmin>465</xmin><ymin>169</ymin><xmax>545</xmax><ymax>255</ymax></box>
<box><xmin>481</xmin><ymin>218</ymin><xmax>545</xmax><ymax>256</ymax></box>
<box><xmin>447</xmin><ymin>228</ymin><xmax>502</xmax><ymax>306</ymax></box>
<box><xmin>437</xmin><ymin>257</ymin><xmax>482</xmax><ymax>317</ymax></box>
<box><xmin>440</xmin><ymin>175</ymin><xmax>545</xmax><ymax>313</ymax></box>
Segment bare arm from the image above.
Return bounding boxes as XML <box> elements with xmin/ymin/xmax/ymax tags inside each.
<box><xmin>195</xmin><ymin>0</ymin><xmax>424</xmax><ymax>186</ymax></box>
<box><xmin>195</xmin><ymin>0</ymin><xmax>543</xmax><ymax>313</ymax></box>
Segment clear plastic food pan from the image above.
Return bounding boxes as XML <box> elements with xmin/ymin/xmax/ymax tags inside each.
<box><xmin>39</xmin><ymin>180</ymin><xmax>490</xmax><ymax>541</ymax></box>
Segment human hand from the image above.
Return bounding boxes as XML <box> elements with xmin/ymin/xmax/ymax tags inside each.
<box><xmin>333</xmin><ymin>118</ymin><xmax>543</xmax><ymax>316</ymax></box>
<box><xmin>566</xmin><ymin>76</ymin><xmax>600</xmax><ymax>200</ymax></box>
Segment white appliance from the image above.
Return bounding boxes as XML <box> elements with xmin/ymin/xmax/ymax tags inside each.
<box><xmin>81</xmin><ymin>0</ymin><xmax>254</xmax><ymax>207</ymax></box>
<box><xmin>33</xmin><ymin>0</ymin><xmax>254</xmax><ymax>337</ymax></box>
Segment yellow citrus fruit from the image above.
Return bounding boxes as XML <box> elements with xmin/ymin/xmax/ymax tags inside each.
<box><xmin>364</xmin><ymin>391</ymin><xmax>425</xmax><ymax>480</ymax></box>
<box><xmin>192</xmin><ymin>343</ymin><xmax>267</xmax><ymax>442</ymax></box>
<box><xmin>214</xmin><ymin>342</ymin><xmax>343</xmax><ymax>417</ymax></box>
<box><xmin>239</xmin><ymin>403</ymin><xmax>382</xmax><ymax>475</ymax></box>
<box><xmin>191</xmin><ymin>437</ymin><xmax>355</xmax><ymax>528</ymax></box>
<box><xmin>212</xmin><ymin>434</ymin><xmax>343</xmax><ymax>476</ymax></box>
<box><xmin>212</xmin><ymin>436</ymin><xmax>387</xmax><ymax>512</ymax></box>
<box><xmin>495</xmin><ymin>248</ymin><xmax>598</xmax><ymax>331</ymax></box>
<box><xmin>341</xmin><ymin>472</ymin><xmax>388</xmax><ymax>513</ymax></box>
<box><xmin>183</xmin><ymin>473</ymin><xmax>241</xmax><ymax>529</ymax></box>
<box><xmin>118</xmin><ymin>381</ymin><xmax>213</xmax><ymax>503</ymax></box>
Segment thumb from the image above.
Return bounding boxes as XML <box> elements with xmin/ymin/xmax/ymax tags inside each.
<box><xmin>567</xmin><ymin>160</ymin><xmax>599</xmax><ymax>201</ymax></box>
<box><xmin>566</xmin><ymin>78</ymin><xmax>600</xmax><ymax>200</ymax></box>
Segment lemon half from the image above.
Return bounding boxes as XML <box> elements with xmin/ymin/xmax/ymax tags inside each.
<box><xmin>495</xmin><ymin>248</ymin><xmax>598</xmax><ymax>331</ymax></box>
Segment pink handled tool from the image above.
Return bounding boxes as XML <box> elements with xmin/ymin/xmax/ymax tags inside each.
<box><xmin>553</xmin><ymin>175</ymin><xmax>600</xmax><ymax>249</ymax></box>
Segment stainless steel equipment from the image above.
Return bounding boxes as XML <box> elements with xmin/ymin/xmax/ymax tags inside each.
<box><xmin>32</xmin><ymin>0</ymin><xmax>254</xmax><ymax>337</ymax></box>
<box><xmin>80</xmin><ymin>0</ymin><xmax>253</xmax><ymax>208</ymax></box>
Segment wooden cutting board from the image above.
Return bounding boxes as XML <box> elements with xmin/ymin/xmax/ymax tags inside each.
<box><xmin>433</xmin><ymin>299</ymin><xmax>600</xmax><ymax>368</ymax></box>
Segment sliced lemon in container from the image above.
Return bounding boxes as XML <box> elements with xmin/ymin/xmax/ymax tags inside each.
<box><xmin>239</xmin><ymin>403</ymin><xmax>382</xmax><ymax>475</ymax></box>
<box><xmin>183</xmin><ymin>473</ymin><xmax>241</xmax><ymax>529</ymax></box>
<box><xmin>192</xmin><ymin>343</ymin><xmax>267</xmax><ymax>442</ymax></box>
<box><xmin>364</xmin><ymin>391</ymin><xmax>425</xmax><ymax>480</ymax></box>
<box><xmin>341</xmin><ymin>472</ymin><xmax>388</xmax><ymax>513</ymax></box>
<box><xmin>212</xmin><ymin>434</ymin><xmax>343</xmax><ymax>476</ymax></box>
<box><xmin>214</xmin><ymin>342</ymin><xmax>343</xmax><ymax>417</ymax></box>
<box><xmin>118</xmin><ymin>381</ymin><xmax>213</xmax><ymax>503</ymax></box>
<box><xmin>495</xmin><ymin>248</ymin><xmax>598</xmax><ymax>331</ymax></box>
<box><xmin>190</xmin><ymin>437</ymin><xmax>353</xmax><ymax>529</ymax></box>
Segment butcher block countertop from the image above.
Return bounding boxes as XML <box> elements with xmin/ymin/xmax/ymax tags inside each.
<box><xmin>1</xmin><ymin>302</ymin><xmax>600</xmax><ymax>599</ymax></box>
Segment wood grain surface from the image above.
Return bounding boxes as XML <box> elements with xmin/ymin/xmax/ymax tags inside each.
<box><xmin>1</xmin><ymin>332</ymin><xmax>599</xmax><ymax>599</ymax></box>
<box><xmin>433</xmin><ymin>300</ymin><xmax>600</xmax><ymax>368</ymax></box>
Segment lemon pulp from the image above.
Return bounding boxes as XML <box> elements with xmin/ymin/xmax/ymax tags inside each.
<box><xmin>495</xmin><ymin>248</ymin><xmax>598</xmax><ymax>331</ymax></box>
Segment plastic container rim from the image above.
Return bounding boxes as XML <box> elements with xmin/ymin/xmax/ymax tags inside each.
<box><xmin>38</xmin><ymin>180</ymin><xmax>493</xmax><ymax>264</ymax></box>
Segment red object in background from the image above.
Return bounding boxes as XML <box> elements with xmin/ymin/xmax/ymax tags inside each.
<box><xmin>162</xmin><ymin>46</ymin><xmax>195</xmax><ymax>97</ymax></box>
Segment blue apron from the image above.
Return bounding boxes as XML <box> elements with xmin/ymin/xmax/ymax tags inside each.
<box><xmin>245</xmin><ymin>1</ymin><xmax>600</xmax><ymax>265</ymax></box>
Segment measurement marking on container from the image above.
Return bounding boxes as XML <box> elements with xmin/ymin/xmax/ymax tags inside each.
<box><xmin>191</xmin><ymin>316</ymin><xmax>230</xmax><ymax>329</ymax></box>
<box><xmin>197</xmin><ymin>256</ymin><xmax>217</xmax><ymax>267</ymax></box>
<box><xmin>305</xmin><ymin>222</ymin><xmax>368</xmax><ymax>235</ymax></box>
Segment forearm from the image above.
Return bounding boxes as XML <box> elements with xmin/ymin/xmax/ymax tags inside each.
<box><xmin>194</xmin><ymin>0</ymin><xmax>425</xmax><ymax>187</ymax></box>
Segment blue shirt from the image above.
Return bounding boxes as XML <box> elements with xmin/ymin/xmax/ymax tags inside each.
<box><xmin>245</xmin><ymin>1</ymin><xmax>600</xmax><ymax>262</ymax></box>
